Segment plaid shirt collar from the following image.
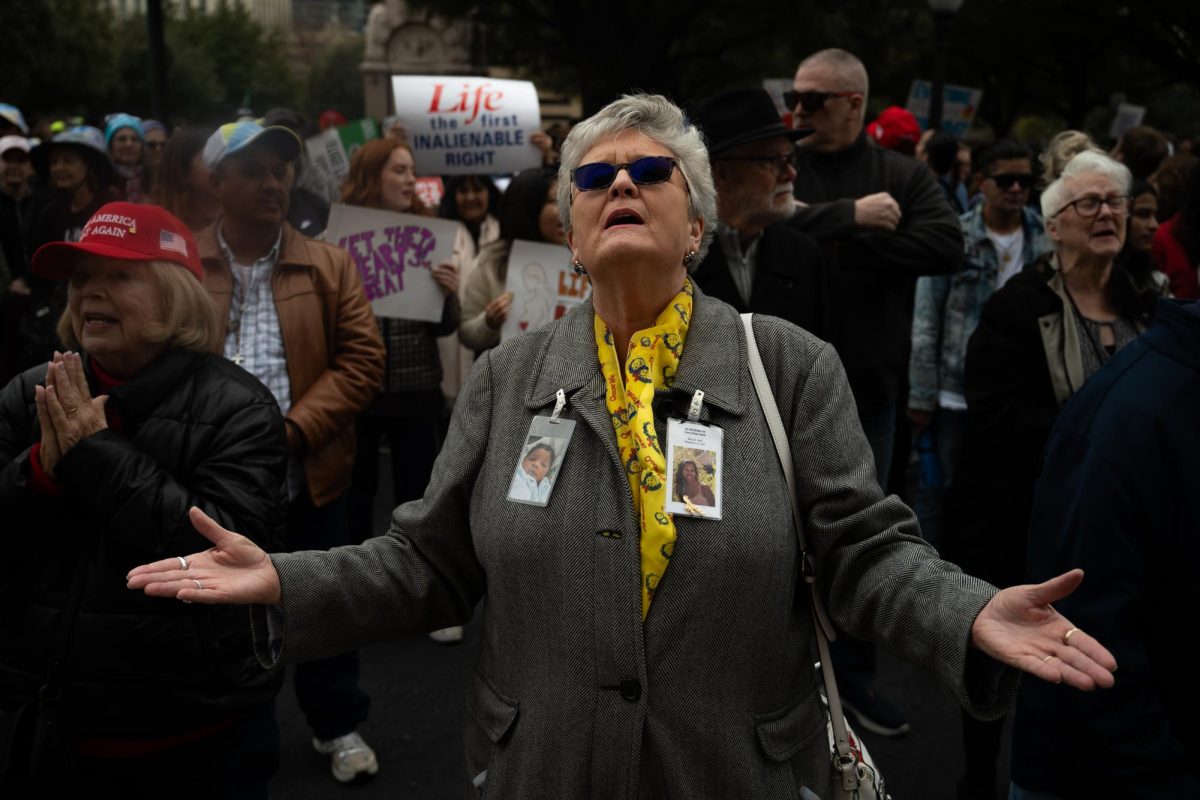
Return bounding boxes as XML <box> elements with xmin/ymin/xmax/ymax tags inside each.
<box><xmin>215</xmin><ymin>224</ymin><xmax>283</xmax><ymax>270</ymax></box>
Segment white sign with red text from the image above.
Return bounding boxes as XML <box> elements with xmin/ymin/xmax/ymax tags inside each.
<box><xmin>325</xmin><ymin>203</ymin><xmax>457</xmax><ymax>322</ymax></box>
<box><xmin>391</xmin><ymin>75</ymin><xmax>543</xmax><ymax>175</ymax></box>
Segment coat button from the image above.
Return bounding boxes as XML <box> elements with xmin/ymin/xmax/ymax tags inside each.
<box><xmin>619</xmin><ymin>679</ymin><xmax>641</xmax><ymax>702</ymax></box>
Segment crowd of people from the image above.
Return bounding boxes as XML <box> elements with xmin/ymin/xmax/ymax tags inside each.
<box><xmin>1</xmin><ymin>43</ymin><xmax>1196</xmax><ymax>800</ymax></box>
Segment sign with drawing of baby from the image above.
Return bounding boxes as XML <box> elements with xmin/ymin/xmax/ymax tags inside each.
<box><xmin>500</xmin><ymin>240</ymin><xmax>586</xmax><ymax>342</ymax></box>
<box><xmin>325</xmin><ymin>203</ymin><xmax>457</xmax><ymax>322</ymax></box>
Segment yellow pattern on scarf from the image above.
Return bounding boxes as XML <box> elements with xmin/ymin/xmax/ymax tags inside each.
<box><xmin>595</xmin><ymin>280</ymin><xmax>692</xmax><ymax>618</ymax></box>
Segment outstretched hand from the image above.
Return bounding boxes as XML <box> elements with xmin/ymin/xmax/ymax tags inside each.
<box><xmin>126</xmin><ymin>507</ymin><xmax>282</xmax><ymax>605</ymax></box>
<box><xmin>971</xmin><ymin>569</ymin><xmax>1117</xmax><ymax>691</ymax></box>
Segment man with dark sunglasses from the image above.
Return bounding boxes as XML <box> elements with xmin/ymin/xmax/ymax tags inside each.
<box><xmin>687</xmin><ymin>89</ymin><xmax>831</xmax><ymax>340</ymax></box>
<box><xmin>908</xmin><ymin>137</ymin><xmax>1051</xmax><ymax>798</ymax></box>
<box><xmin>784</xmin><ymin>47</ymin><xmax>965</xmax><ymax>741</ymax></box>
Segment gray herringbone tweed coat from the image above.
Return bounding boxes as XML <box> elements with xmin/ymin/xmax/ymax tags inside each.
<box><xmin>263</xmin><ymin>285</ymin><xmax>1017</xmax><ymax>799</ymax></box>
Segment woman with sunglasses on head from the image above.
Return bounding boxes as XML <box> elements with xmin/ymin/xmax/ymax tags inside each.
<box><xmin>128</xmin><ymin>95</ymin><xmax>1117</xmax><ymax>800</ymax></box>
<box><xmin>458</xmin><ymin>166</ymin><xmax>566</xmax><ymax>353</ymax></box>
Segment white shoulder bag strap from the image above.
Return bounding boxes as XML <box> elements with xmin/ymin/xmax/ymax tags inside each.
<box><xmin>740</xmin><ymin>313</ymin><xmax>862</xmax><ymax>794</ymax></box>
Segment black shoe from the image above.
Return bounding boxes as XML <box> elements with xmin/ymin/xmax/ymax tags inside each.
<box><xmin>841</xmin><ymin>686</ymin><xmax>911</xmax><ymax>737</ymax></box>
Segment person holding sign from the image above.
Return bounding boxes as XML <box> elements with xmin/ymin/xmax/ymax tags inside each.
<box><xmin>340</xmin><ymin>139</ymin><xmax>463</xmax><ymax>645</ymax></box>
<box><xmin>128</xmin><ymin>95</ymin><xmax>1117</xmax><ymax>800</ymax></box>
<box><xmin>459</xmin><ymin>166</ymin><xmax>567</xmax><ymax>353</ymax></box>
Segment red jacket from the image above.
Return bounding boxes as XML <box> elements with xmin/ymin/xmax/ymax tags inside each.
<box><xmin>1151</xmin><ymin>215</ymin><xmax>1200</xmax><ymax>299</ymax></box>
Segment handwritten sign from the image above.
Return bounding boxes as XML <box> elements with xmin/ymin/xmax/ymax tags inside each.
<box><xmin>500</xmin><ymin>240</ymin><xmax>585</xmax><ymax>342</ymax></box>
<box><xmin>392</xmin><ymin>75</ymin><xmax>543</xmax><ymax>175</ymax></box>
<box><xmin>906</xmin><ymin>80</ymin><xmax>983</xmax><ymax>139</ymax></box>
<box><xmin>306</xmin><ymin>118</ymin><xmax>380</xmax><ymax>181</ymax></box>
<box><xmin>325</xmin><ymin>203</ymin><xmax>457</xmax><ymax>322</ymax></box>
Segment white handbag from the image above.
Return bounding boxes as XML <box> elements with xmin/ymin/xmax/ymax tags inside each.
<box><xmin>741</xmin><ymin>314</ymin><xmax>889</xmax><ymax>800</ymax></box>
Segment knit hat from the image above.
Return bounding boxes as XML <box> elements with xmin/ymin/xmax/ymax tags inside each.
<box><xmin>141</xmin><ymin>119</ymin><xmax>167</xmax><ymax>137</ymax></box>
<box><xmin>105</xmin><ymin>113</ymin><xmax>145</xmax><ymax>148</ymax></box>
<box><xmin>32</xmin><ymin>201</ymin><xmax>203</xmax><ymax>280</ymax></box>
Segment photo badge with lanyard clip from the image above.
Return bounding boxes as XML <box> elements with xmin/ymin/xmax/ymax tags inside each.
<box><xmin>507</xmin><ymin>389</ymin><xmax>576</xmax><ymax>507</ymax></box>
<box><xmin>664</xmin><ymin>389</ymin><xmax>723</xmax><ymax>520</ymax></box>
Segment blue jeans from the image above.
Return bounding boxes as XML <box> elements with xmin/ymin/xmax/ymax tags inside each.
<box><xmin>287</xmin><ymin>492</ymin><xmax>371</xmax><ymax>741</ymax></box>
<box><xmin>913</xmin><ymin>408</ymin><xmax>967</xmax><ymax>549</ymax></box>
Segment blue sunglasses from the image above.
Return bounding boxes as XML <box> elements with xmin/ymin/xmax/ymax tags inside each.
<box><xmin>571</xmin><ymin>156</ymin><xmax>679</xmax><ymax>191</ymax></box>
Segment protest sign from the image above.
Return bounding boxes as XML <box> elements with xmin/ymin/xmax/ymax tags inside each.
<box><xmin>500</xmin><ymin>240</ymin><xmax>583</xmax><ymax>342</ymax></box>
<box><xmin>305</xmin><ymin>118</ymin><xmax>380</xmax><ymax>181</ymax></box>
<box><xmin>392</xmin><ymin>76</ymin><xmax>543</xmax><ymax>175</ymax></box>
<box><xmin>906</xmin><ymin>80</ymin><xmax>983</xmax><ymax>138</ymax></box>
<box><xmin>325</xmin><ymin>203</ymin><xmax>456</xmax><ymax>322</ymax></box>
<box><xmin>1109</xmin><ymin>103</ymin><xmax>1147</xmax><ymax>139</ymax></box>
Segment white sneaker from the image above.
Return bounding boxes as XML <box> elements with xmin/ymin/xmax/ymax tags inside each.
<box><xmin>312</xmin><ymin>730</ymin><xmax>379</xmax><ymax>783</ymax></box>
<box><xmin>429</xmin><ymin>625</ymin><xmax>464</xmax><ymax>644</ymax></box>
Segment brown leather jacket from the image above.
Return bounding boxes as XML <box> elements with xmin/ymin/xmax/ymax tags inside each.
<box><xmin>197</xmin><ymin>222</ymin><xmax>385</xmax><ymax>507</ymax></box>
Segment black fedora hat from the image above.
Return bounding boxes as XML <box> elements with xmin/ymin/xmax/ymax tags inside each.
<box><xmin>692</xmin><ymin>89</ymin><xmax>811</xmax><ymax>155</ymax></box>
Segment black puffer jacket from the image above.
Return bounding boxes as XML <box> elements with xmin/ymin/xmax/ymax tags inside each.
<box><xmin>0</xmin><ymin>348</ymin><xmax>286</xmax><ymax>738</ymax></box>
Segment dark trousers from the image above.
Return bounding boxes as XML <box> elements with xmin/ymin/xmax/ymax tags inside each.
<box><xmin>287</xmin><ymin>492</ymin><xmax>370</xmax><ymax>741</ymax></box>
<box><xmin>348</xmin><ymin>402</ymin><xmax>442</xmax><ymax>544</ymax></box>
<box><xmin>61</xmin><ymin>702</ymin><xmax>279</xmax><ymax>800</ymax></box>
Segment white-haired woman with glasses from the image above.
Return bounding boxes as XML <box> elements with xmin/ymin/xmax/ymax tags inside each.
<box><xmin>946</xmin><ymin>149</ymin><xmax>1160</xmax><ymax>694</ymax></box>
<box><xmin>127</xmin><ymin>95</ymin><xmax>1116</xmax><ymax>799</ymax></box>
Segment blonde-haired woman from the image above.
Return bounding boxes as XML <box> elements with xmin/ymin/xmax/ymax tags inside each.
<box><xmin>0</xmin><ymin>202</ymin><xmax>287</xmax><ymax>796</ymax></box>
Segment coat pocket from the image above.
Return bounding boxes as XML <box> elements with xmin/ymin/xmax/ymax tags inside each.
<box><xmin>464</xmin><ymin>671</ymin><xmax>519</xmax><ymax>798</ymax></box>
<box><xmin>754</xmin><ymin>691</ymin><xmax>825</xmax><ymax>763</ymax></box>
<box><xmin>467</xmin><ymin>670</ymin><xmax>519</xmax><ymax>745</ymax></box>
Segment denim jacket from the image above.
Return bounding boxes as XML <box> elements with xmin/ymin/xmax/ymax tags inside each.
<box><xmin>909</xmin><ymin>205</ymin><xmax>1051</xmax><ymax>410</ymax></box>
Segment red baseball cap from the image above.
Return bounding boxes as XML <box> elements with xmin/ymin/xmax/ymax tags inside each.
<box><xmin>867</xmin><ymin>106</ymin><xmax>922</xmax><ymax>152</ymax></box>
<box><xmin>32</xmin><ymin>202</ymin><xmax>203</xmax><ymax>281</ymax></box>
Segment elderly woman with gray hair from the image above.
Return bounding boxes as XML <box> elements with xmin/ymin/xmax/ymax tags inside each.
<box><xmin>128</xmin><ymin>95</ymin><xmax>1115</xmax><ymax>799</ymax></box>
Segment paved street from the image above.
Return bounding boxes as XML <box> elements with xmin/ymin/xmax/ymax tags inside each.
<box><xmin>269</xmin><ymin>457</ymin><xmax>1011</xmax><ymax>799</ymax></box>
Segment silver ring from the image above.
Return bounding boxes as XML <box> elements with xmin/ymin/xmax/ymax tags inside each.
<box><xmin>178</xmin><ymin>556</ymin><xmax>190</xmax><ymax>571</ymax></box>
<box><xmin>193</xmin><ymin>579</ymin><xmax>203</xmax><ymax>590</ymax></box>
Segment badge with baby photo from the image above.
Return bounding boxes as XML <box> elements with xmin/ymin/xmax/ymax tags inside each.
<box><xmin>664</xmin><ymin>419</ymin><xmax>723</xmax><ymax>520</ymax></box>
<box><xmin>507</xmin><ymin>415</ymin><xmax>575</xmax><ymax>507</ymax></box>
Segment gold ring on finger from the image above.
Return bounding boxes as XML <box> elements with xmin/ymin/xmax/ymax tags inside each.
<box><xmin>1041</xmin><ymin>655</ymin><xmax>1055</xmax><ymax>664</ymax></box>
<box><xmin>1063</xmin><ymin>627</ymin><xmax>1079</xmax><ymax>646</ymax></box>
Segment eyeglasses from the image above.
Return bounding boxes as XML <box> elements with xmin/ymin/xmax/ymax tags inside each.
<box><xmin>1055</xmin><ymin>194</ymin><xmax>1131</xmax><ymax>218</ymax></box>
<box><xmin>783</xmin><ymin>90</ymin><xmax>859</xmax><ymax>113</ymax></box>
<box><xmin>716</xmin><ymin>152</ymin><xmax>797</xmax><ymax>175</ymax></box>
<box><xmin>988</xmin><ymin>172</ymin><xmax>1033</xmax><ymax>190</ymax></box>
<box><xmin>571</xmin><ymin>156</ymin><xmax>678</xmax><ymax>191</ymax></box>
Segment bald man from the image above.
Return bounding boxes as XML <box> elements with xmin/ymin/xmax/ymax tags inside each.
<box><xmin>785</xmin><ymin>48</ymin><xmax>964</xmax><ymax>740</ymax></box>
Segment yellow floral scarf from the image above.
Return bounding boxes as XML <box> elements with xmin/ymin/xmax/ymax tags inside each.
<box><xmin>595</xmin><ymin>280</ymin><xmax>692</xmax><ymax>618</ymax></box>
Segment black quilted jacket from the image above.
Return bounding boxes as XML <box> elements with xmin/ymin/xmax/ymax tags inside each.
<box><xmin>0</xmin><ymin>348</ymin><xmax>286</xmax><ymax>738</ymax></box>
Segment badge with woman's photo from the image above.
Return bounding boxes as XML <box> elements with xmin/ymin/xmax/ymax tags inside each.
<box><xmin>507</xmin><ymin>413</ymin><xmax>575</xmax><ymax>508</ymax></box>
<box><xmin>664</xmin><ymin>418</ymin><xmax>723</xmax><ymax>520</ymax></box>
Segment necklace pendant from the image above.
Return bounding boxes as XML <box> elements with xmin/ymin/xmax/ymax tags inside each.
<box><xmin>227</xmin><ymin>318</ymin><xmax>240</xmax><ymax>333</ymax></box>
<box><xmin>233</xmin><ymin>353</ymin><xmax>245</xmax><ymax>366</ymax></box>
